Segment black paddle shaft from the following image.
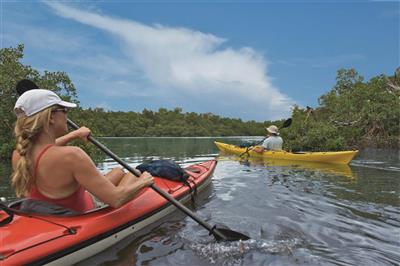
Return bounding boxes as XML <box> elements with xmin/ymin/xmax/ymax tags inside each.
<box><xmin>67</xmin><ymin>119</ymin><xmax>248</xmax><ymax>241</ymax></box>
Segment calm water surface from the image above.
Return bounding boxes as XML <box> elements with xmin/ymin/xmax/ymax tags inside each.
<box><xmin>1</xmin><ymin>137</ymin><xmax>399</xmax><ymax>265</ymax></box>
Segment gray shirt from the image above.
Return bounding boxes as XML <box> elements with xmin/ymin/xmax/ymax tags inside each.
<box><xmin>261</xmin><ymin>136</ymin><xmax>283</xmax><ymax>150</ymax></box>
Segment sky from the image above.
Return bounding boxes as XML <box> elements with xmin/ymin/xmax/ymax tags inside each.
<box><xmin>1</xmin><ymin>1</ymin><xmax>399</xmax><ymax>121</ymax></box>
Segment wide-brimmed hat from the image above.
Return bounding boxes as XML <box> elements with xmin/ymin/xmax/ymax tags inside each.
<box><xmin>265</xmin><ymin>125</ymin><xmax>279</xmax><ymax>135</ymax></box>
<box><xmin>14</xmin><ymin>89</ymin><xmax>76</xmax><ymax>118</ymax></box>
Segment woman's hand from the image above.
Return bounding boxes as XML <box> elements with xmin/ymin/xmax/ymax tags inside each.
<box><xmin>72</xmin><ymin>127</ymin><xmax>91</xmax><ymax>142</ymax></box>
<box><xmin>139</xmin><ymin>171</ymin><xmax>154</xmax><ymax>187</ymax></box>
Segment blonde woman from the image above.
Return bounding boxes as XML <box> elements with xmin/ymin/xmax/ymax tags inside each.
<box><xmin>11</xmin><ymin>89</ymin><xmax>153</xmax><ymax>213</ymax></box>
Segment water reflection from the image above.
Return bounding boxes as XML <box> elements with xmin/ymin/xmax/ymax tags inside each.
<box><xmin>100</xmin><ymin>137</ymin><xmax>222</xmax><ymax>160</ymax></box>
<box><xmin>1</xmin><ymin>137</ymin><xmax>399</xmax><ymax>266</ymax></box>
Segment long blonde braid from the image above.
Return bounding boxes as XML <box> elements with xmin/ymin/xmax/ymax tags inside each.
<box><xmin>12</xmin><ymin>108</ymin><xmax>52</xmax><ymax>197</ymax></box>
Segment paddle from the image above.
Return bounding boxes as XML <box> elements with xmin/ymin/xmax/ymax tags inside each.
<box><xmin>239</xmin><ymin>118</ymin><xmax>292</xmax><ymax>157</ymax></box>
<box><xmin>16</xmin><ymin>79</ymin><xmax>250</xmax><ymax>242</ymax></box>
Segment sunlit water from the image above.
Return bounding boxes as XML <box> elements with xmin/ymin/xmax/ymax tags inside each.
<box><xmin>1</xmin><ymin>137</ymin><xmax>399</xmax><ymax>265</ymax></box>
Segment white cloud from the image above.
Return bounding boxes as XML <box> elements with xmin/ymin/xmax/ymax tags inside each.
<box><xmin>59</xmin><ymin>54</ymin><xmax>135</xmax><ymax>77</ymax></box>
<box><xmin>45</xmin><ymin>2</ymin><xmax>294</xmax><ymax>120</ymax></box>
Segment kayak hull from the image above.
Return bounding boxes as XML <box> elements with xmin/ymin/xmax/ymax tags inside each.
<box><xmin>0</xmin><ymin>160</ymin><xmax>216</xmax><ymax>266</ymax></box>
<box><xmin>214</xmin><ymin>141</ymin><xmax>358</xmax><ymax>164</ymax></box>
<box><xmin>47</xmin><ymin>192</ymin><xmax>201</xmax><ymax>266</ymax></box>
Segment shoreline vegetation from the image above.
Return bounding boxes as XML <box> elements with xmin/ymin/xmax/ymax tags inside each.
<box><xmin>1</xmin><ymin>45</ymin><xmax>399</xmax><ymax>160</ymax></box>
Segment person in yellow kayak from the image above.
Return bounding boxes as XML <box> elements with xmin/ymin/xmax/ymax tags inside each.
<box><xmin>253</xmin><ymin>125</ymin><xmax>283</xmax><ymax>152</ymax></box>
<box><xmin>11</xmin><ymin>88</ymin><xmax>153</xmax><ymax>213</ymax></box>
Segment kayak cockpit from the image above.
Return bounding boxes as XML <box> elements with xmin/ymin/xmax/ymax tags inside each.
<box><xmin>0</xmin><ymin>160</ymin><xmax>217</xmax><ymax>265</ymax></box>
<box><xmin>7</xmin><ymin>198</ymin><xmax>109</xmax><ymax>217</ymax></box>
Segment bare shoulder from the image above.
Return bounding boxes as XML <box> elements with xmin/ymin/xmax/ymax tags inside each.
<box><xmin>55</xmin><ymin>146</ymin><xmax>90</xmax><ymax>162</ymax></box>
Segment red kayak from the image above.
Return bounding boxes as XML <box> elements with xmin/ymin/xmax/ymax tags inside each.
<box><xmin>0</xmin><ymin>160</ymin><xmax>217</xmax><ymax>266</ymax></box>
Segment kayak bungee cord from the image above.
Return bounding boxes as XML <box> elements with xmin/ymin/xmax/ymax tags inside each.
<box><xmin>0</xmin><ymin>202</ymin><xmax>76</xmax><ymax>234</ymax></box>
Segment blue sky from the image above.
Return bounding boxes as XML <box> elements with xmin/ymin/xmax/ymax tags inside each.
<box><xmin>2</xmin><ymin>1</ymin><xmax>399</xmax><ymax>121</ymax></box>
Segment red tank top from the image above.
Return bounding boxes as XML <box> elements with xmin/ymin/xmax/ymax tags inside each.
<box><xmin>28</xmin><ymin>144</ymin><xmax>95</xmax><ymax>213</ymax></box>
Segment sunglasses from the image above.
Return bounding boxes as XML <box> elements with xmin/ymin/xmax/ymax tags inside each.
<box><xmin>52</xmin><ymin>107</ymin><xmax>69</xmax><ymax>114</ymax></box>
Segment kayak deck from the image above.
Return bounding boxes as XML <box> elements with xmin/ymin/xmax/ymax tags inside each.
<box><xmin>0</xmin><ymin>160</ymin><xmax>216</xmax><ymax>266</ymax></box>
<box><xmin>214</xmin><ymin>141</ymin><xmax>358</xmax><ymax>165</ymax></box>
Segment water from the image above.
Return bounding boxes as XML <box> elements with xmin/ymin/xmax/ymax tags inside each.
<box><xmin>1</xmin><ymin>137</ymin><xmax>399</xmax><ymax>265</ymax></box>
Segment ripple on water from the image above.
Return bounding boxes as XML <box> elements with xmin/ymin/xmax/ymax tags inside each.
<box><xmin>184</xmin><ymin>238</ymin><xmax>305</xmax><ymax>266</ymax></box>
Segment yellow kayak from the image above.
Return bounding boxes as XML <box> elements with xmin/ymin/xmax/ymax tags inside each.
<box><xmin>214</xmin><ymin>141</ymin><xmax>358</xmax><ymax>165</ymax></box>
<box><xmin>217</xmin><ymin>155</ymin><xmax>355</xmax><ymax>178</ymax></box>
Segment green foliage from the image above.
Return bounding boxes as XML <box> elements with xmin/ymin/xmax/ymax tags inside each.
<box><xmin>284</xmin><ymin>68</ymin><xmax>400</xmax><ymax>150</ymax></box>
<box><xmin>0</xmin><ymin>45</ymin><xmax>103</xmax><ymax>161</ymax></box>
<box><xmin>79</xmin><ymin>107</ymin><xmax>266</xmax><ymax>137</ymax></box>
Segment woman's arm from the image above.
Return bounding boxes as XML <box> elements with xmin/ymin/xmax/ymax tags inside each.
<box><xmin>11</xmin><ymin>127</ymin><xmax>91</xmax><ymax>170</ymax></box>
<box><xmin>56</xmin><ymin>127</ymin><xmax>91</xmax><ymax>146</ymax></box>
<box><xmin>68</xmin><ymin>147</ymin><xmax>153</xmax><ymax>208</ymax></box>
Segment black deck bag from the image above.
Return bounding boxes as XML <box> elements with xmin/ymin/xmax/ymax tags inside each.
<box><xmin>136</xmin><ymin>160</ymin><xmax>197</xmax><ymax>203</ymax></box>
<box><xmin>136</xmin><ymin>159</ymin><xmax>189</xmax><ymax>181</ymax></box>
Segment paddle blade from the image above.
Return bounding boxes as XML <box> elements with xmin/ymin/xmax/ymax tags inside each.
<box><xmin>212</xmin><ymin>225</ymin><xmax>250</xmax><ymax>242</ymax></box>
<box><xmin>281</xmin><ymin>118</ymin><xmax>292</xmax><ymax>129</ymax></box>
<box><xmin>16</xmin><ymin>79</ymin><xmax>39</xmax><ymax>96</ymax></box>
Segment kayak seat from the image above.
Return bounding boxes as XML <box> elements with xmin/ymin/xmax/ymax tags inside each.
<box><xmin>9</xmin><ymin>198</ymin><xmax>79</xmax><ymax>216</ymax></box>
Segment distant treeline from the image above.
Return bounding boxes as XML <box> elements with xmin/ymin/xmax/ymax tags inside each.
<box><xmin>72</xmin><ymin>107</ymin><xmax>269</xmax><ymax>137</ymax></box>
<box><xmin>1</xmin><ymin>44</ymin><xmax>399</xmax><ymax>160</ymax></box>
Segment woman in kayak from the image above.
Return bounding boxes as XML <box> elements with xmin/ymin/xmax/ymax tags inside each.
<box><xmin>11</xmin><ymin>88</ymin><xmax>153</xmax><ymax>213</ymax></box>
<box><xmin>253</xmin><ymin>125</ymin><xmax>283</xmax><ymax>152</ymax></box>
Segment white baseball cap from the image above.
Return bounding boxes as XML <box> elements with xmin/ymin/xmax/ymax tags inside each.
<box><xmin>14</xmin><ymin>89</ymin><xmax>77</xmax><ymax>117</ymax></box>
